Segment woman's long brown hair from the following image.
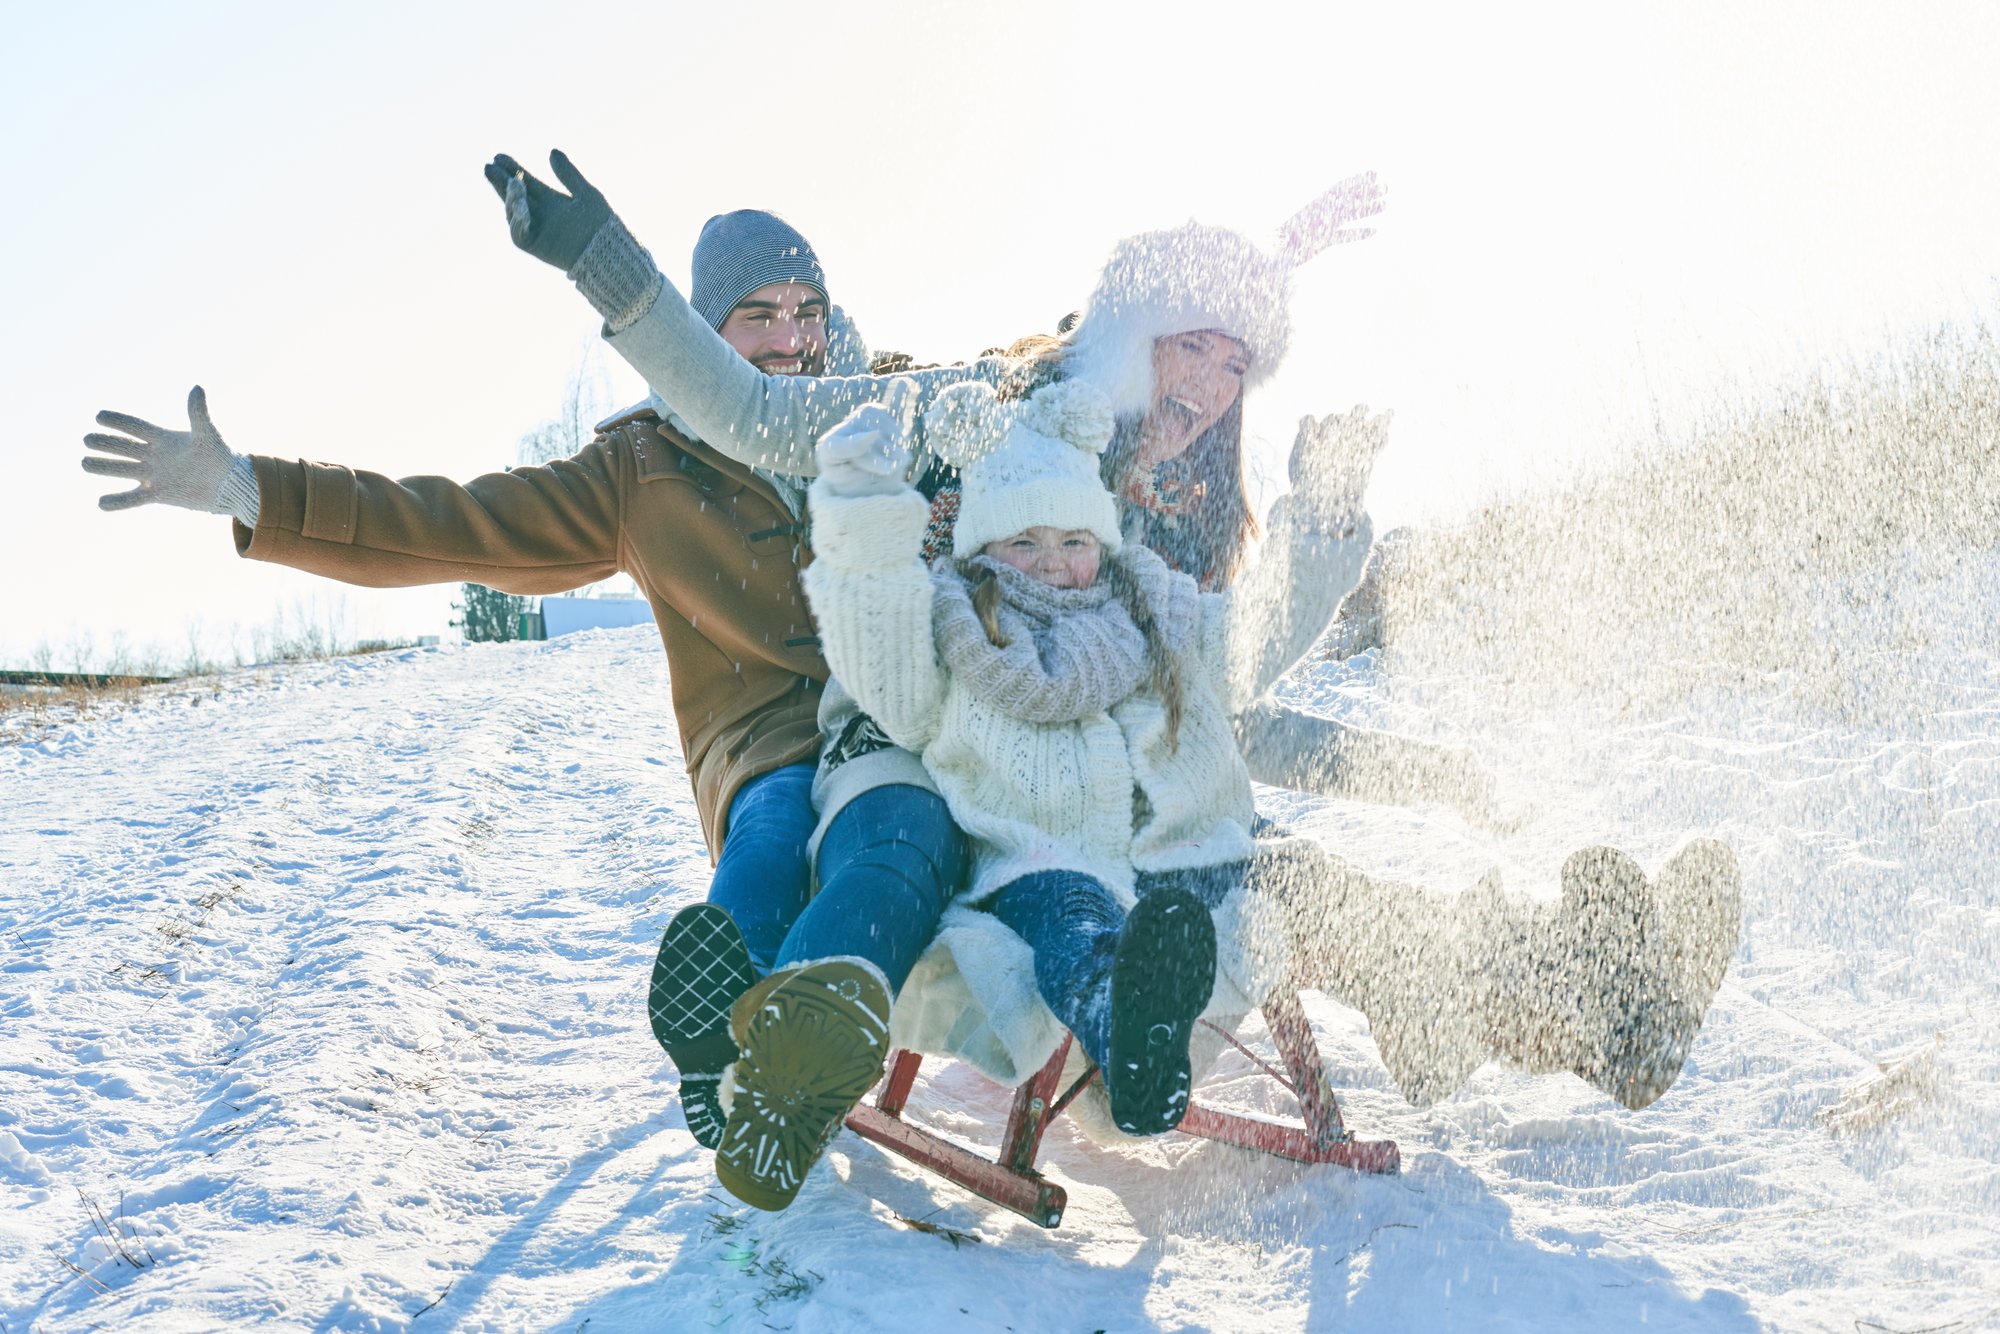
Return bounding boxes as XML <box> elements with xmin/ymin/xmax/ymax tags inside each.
<box><xmin>1100</xmin><ymin>402</ymin><xmax>1259</xmax><ymax>591</ymax></box>
<box><xmin>969</xmin><ymin>565</ymin><xmax>1010</xmax><ymax>647</ymax></box>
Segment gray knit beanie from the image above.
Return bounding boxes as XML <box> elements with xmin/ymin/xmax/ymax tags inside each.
<box><xmin>688</xmin><ymin>210</ymin><xmax>828</xmax><ymax>330</ymax></box>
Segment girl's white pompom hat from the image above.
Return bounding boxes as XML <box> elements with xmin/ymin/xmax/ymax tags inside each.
<box><xmin>924</xmin><ymin>381</ymin><xmax>1122</xmax><ymax>557</ymax></box>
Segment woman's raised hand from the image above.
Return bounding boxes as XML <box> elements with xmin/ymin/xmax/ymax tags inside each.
<box><xmin>83</xmin><ymin>386</ymin><xmax>245</xmax><ymax>514</ymax></box>
<box><xmin>815</xmin><ymin>395</ymin><xmax>916</xmax><ymax>498</ymax></box>
<box><xmin>1287</xmin><ymin>405</ymin><xmax>1392</xmax><ymax>531</ymax></box>
<box><xmin>1278</xmin><ymin>171</ymin><xmax>1386</xmax><ymax>264</ymax></box>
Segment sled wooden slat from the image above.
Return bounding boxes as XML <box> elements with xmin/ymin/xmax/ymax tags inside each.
<box><xmin>1177</xmin><ymin>1103</ymin><xmax>1400</xmax><ymax>1172</ymax></box>
<box><xmin>845</xmin><ymin>1101</ymin><xmax>1069</xmax><ymax>1228</ymax></box>
<box><xmin>1001</xmin><ymin>1040</ymin><xmax>1072</xmax><ymax>1172</ymax></box>
<box><xmin>876</xmin><ymin>1048</ymin><xmax>923</xmax><ymax>1117</ymax></box>
<box><xmin>1264</xmin><ymin>986</ymin><xmax>1350</xmax><ymax>1149</ymax></box>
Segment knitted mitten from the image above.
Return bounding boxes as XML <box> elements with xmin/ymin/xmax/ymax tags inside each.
<box><xmin>815</xmin><ymin>398</ymin><xmax>918</xmax><ymax>499</ymax></box>
<box><xmin>1286</xmin><ymin>404</ymin><xmax>1391</xmax><ymax>534</ymax></box>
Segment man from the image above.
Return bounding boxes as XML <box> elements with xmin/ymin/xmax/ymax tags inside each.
<box><xmin>78</xmin><ymin>197</ymin><xmax>964</xmax><ymax>1176</ymax></box>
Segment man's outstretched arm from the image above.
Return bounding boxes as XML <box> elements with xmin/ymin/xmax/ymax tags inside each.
<box><xmin>84</xmin><ymin>386</ymin><xmax>262</xmax><ymax>524</ymax></box>
<box><xmin>83</xmin><ymin>388</ymin><xmax>622</xmax><ymax>593</ymax></box>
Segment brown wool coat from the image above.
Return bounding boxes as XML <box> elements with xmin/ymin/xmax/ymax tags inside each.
<box><xmin>234</xmin><ymin>408</ymin><xmax>827</xmax><ymax>858</ymax></box>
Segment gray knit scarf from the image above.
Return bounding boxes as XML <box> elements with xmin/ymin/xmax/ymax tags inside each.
<box><xmin>932</xmin><ymin>556</ymin><xmax>1149</xmax><ymax>723</ymax></box>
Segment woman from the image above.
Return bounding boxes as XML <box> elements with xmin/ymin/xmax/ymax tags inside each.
<box><xmin>901</xmin><ymin>221</ymin><xmax>1742</xmax><ymax>1123</ymax></box>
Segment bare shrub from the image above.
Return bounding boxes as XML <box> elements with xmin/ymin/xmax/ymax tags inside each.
<box><xmin>1373</xmin><ymin>318</ymin><xmax>2000</xmax><ymax>716</ymax></box>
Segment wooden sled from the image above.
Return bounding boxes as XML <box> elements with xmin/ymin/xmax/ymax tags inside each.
<box><xmin>843</xmin><ymin>985</ymin><xmax>1400</xmax><ymax>1229</ymax></box>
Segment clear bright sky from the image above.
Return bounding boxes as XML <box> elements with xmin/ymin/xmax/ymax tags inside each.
<box><xmin>7</xmin><ymin>0</ymin><xmax>2000</xmax><ymax>670</ymax></box>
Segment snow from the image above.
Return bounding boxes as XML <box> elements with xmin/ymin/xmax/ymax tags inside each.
<box><xmin>4</xmin><ymin>565</ymin><xmax>1998</xmax><ymax>1331</ymax></box>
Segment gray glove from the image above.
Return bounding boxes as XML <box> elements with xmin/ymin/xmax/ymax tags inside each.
<box><xmin>484</xmin><ymin>149</ymin><xmax>658</xmax><ymax>329</ymax></box>
<box><xmin>83</xmin><ymin>386</ymin><xmax>256</xmax><ymax>519</ymax></box>
<box><xmin>1288</xmin><ymin>405</ymin><xmax>1392</xmax><ymax>533</ymax></box>
<box><xmin>814</xmin><ymin>396</ymin><xmax>917</xmax><ymax>499</ymax></box>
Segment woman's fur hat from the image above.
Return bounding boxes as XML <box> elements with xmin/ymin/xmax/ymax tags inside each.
<box><xmin>1060</xmin><ymin>222</ymin><xmax>1292</xmax><ymax>418</ymax></box>
<box><xmin>924</xmin><ymin>379</ymin><xmax>1122</xmax><ymax>556</ymax></box>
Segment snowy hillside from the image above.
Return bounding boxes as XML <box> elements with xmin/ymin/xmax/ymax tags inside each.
<box><xmin>3</xmin><ymin>586</ymin><xmax>1997</xmax><ymax>1331</ymax></box>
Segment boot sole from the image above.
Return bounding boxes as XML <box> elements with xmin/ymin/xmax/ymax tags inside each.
<box><xmin>1104</xmin><ymin>888</ymin><xmax>1217</xmax><ymax>1135</ymax></box>
<box><xmin>730</xmin><ymin>964</ymin><xmax>806</xmax><ymax>1048</ymax></box>
<box><xmin>1563</xmin><ymin>842</ymin><xmax>1742</xmax><ymax>1110</ymax></box>
<box><xmin>1559</xmin><ymin>846</ymin><xmax>1671</xmax><ymax>1110</ymax></box>
<box><xmin>1638</xmin><ymin>838</ymin><xmax>1745</xmax><ymax>1101</ymax></box>
<box><xmin>649</xmin><ymin>904</ymin><xmax>757</xmax><ymax>1150</ymax></box>
<box><xmin>715</xmin><ymin>959</ymin><xmax>891</xmax><ymax>1211</ymax></box>
<box><xmin>679</xmin><ymin>1075</ymin><xmax>727</xmax><ymax>1152</ymax></box>
<box><xmin>1655</xmin><ymin>837</ymin><xmax>1743</xmax><ymax>1006</ymax></box>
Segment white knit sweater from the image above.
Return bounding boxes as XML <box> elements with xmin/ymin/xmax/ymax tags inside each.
<box><xmin>803</xmin><ymin>485</ymin><xmax>1372</xmax><ymax>908</ymax></box>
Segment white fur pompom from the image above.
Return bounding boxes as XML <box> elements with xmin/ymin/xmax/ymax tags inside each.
<box><xmin>922</xmin><ymin>381</ymin><xmax>1014</xmax><ymax>470</ymax></box>
<box><xmin>1017</xmin><ymin>380</ymin><xmax>1116</xmax><ymax>455</ymax></box>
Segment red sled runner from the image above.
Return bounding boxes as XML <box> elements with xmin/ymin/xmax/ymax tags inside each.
<box><xmin>843</xmin><ymin>984</ymin><xmax>1399</xmax><ymax>1228</ymax></box>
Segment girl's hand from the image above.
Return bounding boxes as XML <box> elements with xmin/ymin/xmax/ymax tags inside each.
<box><xmin>816</xmin><ymin>398</ymin><xmax>915</xmax><ymax>498</ymax></box>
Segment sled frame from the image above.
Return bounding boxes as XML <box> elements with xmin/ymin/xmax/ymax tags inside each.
<box><xmin>842</xmin><ymin>986</ymin><xmax>1399</xmax><ymax>1229</ymax></box>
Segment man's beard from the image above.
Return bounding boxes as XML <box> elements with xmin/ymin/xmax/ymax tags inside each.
<box><xmin>751</xmin><ymin>345</ymin><xmax>826</xmax><ymax>377</ymax></box>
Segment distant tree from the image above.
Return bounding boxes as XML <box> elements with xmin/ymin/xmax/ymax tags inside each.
<box><xmin>452</xmin><ymin>584</ymin><xmax>529</xmax><ymax>644</ymax></box>
<box><xmin>453</xmin><ymin>345</ymin><xmax>634</xmax><ymax>642</ymax></box>
<box><xmin>516</xmin><ymin>342</ymin><xmax>619</xmax><ymax>467</ymax></box>
<box><xmin>513</xmin><ymin>343</ymin><xmax>641</xmax><ymax>602</ymax></box>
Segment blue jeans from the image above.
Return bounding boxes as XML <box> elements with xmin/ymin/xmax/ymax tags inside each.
<box><xmin>705</xmin><ymin>763</ymin><xmax>819</xmax><ymax>974</ymax></box>
<box><xmin>989</xmin><ymin>871</ymin><xmax>1123</xmax><ymax>1067</ymax></box>
<box><xmin>708</xmin><ymin>768</ymin><xmax>967</xmax><ymax>991</ymax></box>
<box><xmin>777</xmin><ymin>784</ymin><xmax>967</xmax><ymax>993</ymax></box>
<box><xmin>989</xmin><ymin>862</ymin><xmax>1248</xmax><ymax>1068</ymax></box>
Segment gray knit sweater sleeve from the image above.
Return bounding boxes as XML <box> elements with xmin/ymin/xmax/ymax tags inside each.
<box><xmin>603</xmin><ymin>271</ymin><xmax>1012</xmax><ymax>477</ymax></box>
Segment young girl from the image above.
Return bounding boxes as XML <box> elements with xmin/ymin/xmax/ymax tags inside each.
<box><xmin>702</xmin><ymin>377</ymin><xmax>1378</xmax><ymax>1209</ymax></box>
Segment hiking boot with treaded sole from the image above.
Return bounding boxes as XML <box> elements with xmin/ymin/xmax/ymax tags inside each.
<box><xmin>1105</xmin><ymin>888</ymin><xmax>1217</xmax><ymax>1135</ymax></box>
<box><xmin>648</xmin><ymin>904</ymin><xmax>757</xmax><ymax>1149</ymax></box>
<box><xmin>714</xmin><ymin>957</ymin><xmax>891</xmax><ymax>1211</ymax></box>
